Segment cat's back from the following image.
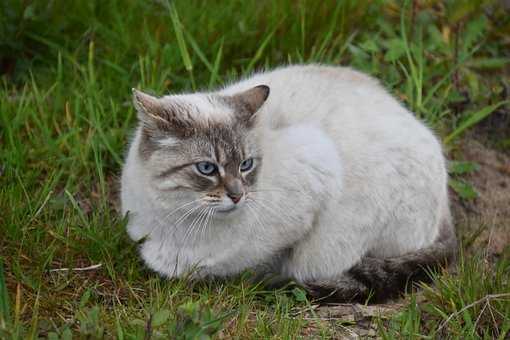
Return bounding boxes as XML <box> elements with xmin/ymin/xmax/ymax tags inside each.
<box><xmin>221</xmin><ymin>64</ymin><xmax>439</xmax><ymax>155</ymax></box>
<box><xmin>222</xmin><ymin>64</ymin><xmax>411</xmax><ymax>128</ymax></box>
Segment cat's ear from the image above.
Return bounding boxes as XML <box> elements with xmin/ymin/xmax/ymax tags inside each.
<box><xmin>132</xmin><ymin>89</ymin><xmax>167</xmax><ymax>125</ymax></box>
<box><xmin>132</xmin><ymin>89</ymin><xmax>192</xmax><ymax>137</ymax></box>
<box><xmin>229</xmin><ymin>85</ymin><xmax>270</xmax><ymax>125</ymax></box>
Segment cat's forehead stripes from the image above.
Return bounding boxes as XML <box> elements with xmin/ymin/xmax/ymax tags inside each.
<box><xmin>159</xmin><ymin>94</ymin><xmax>234</xmax><ymax>124</ymax></box>
<box><xmin>214</xmin><ymin>144</ymin><xmax>226</xmax><ymax>165</ymax></box>
<box><xmin>140</xmin><ymin>120</ymin><xmax>241</xmax><ymax>161</ymax></box>
<box><xmin>158</xmin><ymin>136</ymin><xmax>179</xmax><ymax>147</ymax></box>
<box><xmin>211</xmin><ymin>128</ymin><xmax>243</xmax><ymax>161</ymax></box>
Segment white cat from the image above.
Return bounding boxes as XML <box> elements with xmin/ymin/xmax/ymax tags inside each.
<box><xmin>121</xmin><ymin>64</ymin><xmax>456</xmax><ymax>301</ymax></box>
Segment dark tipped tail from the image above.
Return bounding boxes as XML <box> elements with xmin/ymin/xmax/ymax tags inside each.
<box><xmin>306</xmin><ymin>218</ymin><xmax>457</xmax><ymax>303</ymax></box>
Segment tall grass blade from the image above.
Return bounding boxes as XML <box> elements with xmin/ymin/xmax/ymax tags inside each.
<box><xmin>444</xmin><ymin>101</ymin><xmax>508</xmax><ymax>144</ymax></box>
<box><xmin>167</xmin><ymin>1</ymin><xmax>195</xmax><ymax>89</ymax></box>
<box><xmin>209</xmin><ymin>39</ymin><xmax>224</xmax><ymax>89</ymax></box>
<box><xmin>184</xmin><ymin>30</ymin><xmax>213</xmax><ymax>73</ymax></box>
<box><xmin>246</xmin><ymin>24</ymin><xmax>280</xmax><ymax>74</ymax></box>
<box><xmin>0</xmin><ymin>260</ymin><xmax>11</xmax><ymax>328</ymax></box>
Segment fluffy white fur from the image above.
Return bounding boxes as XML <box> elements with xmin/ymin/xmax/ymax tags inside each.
<box><xmin>121</xmin><ymin>65</ymin><xmax>450</xmax><ymax>286</ymax></box>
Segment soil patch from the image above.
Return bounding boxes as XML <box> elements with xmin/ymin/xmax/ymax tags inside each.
<box><xmin>451</xmin><ymin>138</ymin><xmax>510</xmax><ymax>256</ymax></box>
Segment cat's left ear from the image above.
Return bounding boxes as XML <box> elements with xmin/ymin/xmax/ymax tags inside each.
<box><xmin>229</xmin><ymin>85</ymin><xmax>270</xmax><ymax>126</ymax></box>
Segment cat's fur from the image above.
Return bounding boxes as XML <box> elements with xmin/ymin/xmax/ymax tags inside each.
<box><xmin>121</xmin><ymin>64</ymin><xmax>456</xmax><ymax>302</ymax></box>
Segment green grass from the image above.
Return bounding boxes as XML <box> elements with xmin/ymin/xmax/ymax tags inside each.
<box><xmin>1</xmin><ymin>0</ymin><xmax>509</xmax><ymax>338</ymax></box>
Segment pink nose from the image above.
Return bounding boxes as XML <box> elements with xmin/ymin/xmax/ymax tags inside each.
<box><xmin>227</xmin><ymin>193</ymin><xmax>242</xmax><ymax>204</ymax></box>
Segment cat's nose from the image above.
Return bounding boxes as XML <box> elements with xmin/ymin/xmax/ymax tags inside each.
<box><xmin>227</xmin><ymin>192</ymin><xmax>242</xmax><ymax>204</ymax></box>
<box><xmin>224</xmin><ymin>176</ymin><xmax>243</xmax><ymax>204</ymax></box>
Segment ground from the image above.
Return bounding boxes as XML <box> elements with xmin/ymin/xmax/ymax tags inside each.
<box><xmin>1</xmin><ymin>1</ymin><xmax>509</xmax><ymax>338</ymax></box>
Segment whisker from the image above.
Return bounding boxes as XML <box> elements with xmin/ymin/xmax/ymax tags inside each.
<box><xmin>248</xmin><ymin>197</ymin><xmax>300</xmax><ymax>225</ymax></box>
<box><xmin>149</xmin><ymin>198</ymin><xmax>203</xmax><ymax>249</ymax></box>
<box><xmin>180</xmin><ymin>206</ymin><xmax>208</xmax><ymax>247</ymax></box>
<box><xmin>250</xmin><ymin>188</ymin><xmax>312</xmax><ymax>198</ymax></box>
<box><xmin>174</xmin><ymin>206</ymin><xmax>207</xmax><ymax>261</ymax></box>
<box><xmin>200</xmin><ymin>207</ymin><xmax>215</xmax><ymax>242</ymax></box>
<box><xmin>154</xmin><ymin>199</ymin><xmax>205</xmax><ymax>255</ymax></box>
<box><xmin>190</xmin><ymin>206</ymin><xmax>211</xmax><ymax>241</ymax></box>
<box><xmin>245</xmin><ymin>201</ymin><xmax>267</xmax><ymax>238</ymax></box>
<box><xmin>166</xmin><ymin>203</ymin><xmax>206</xmax><ymax>247</ymax></box>
<box><xmin>159</xmin><ymin>203</ymin><xmax>204</xmax><ymax>254</ymax></box>
<box><xmin>159</xmin><ymin>198</ymin><xmax>204</xmax><ymax>225</ymax></box>
<box><xmin>172</xmin><ymin>204</ymin><xmax>204</xmax><ymax>229</ymax></box>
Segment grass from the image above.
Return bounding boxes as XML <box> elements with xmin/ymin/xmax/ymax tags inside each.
<box><xmin>1</xmin><ymin>0</ymin><xmax>509</xmax><ymax>338</ymax></box>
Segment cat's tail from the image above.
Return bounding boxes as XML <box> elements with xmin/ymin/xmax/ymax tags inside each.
<box><xmin>305</xmin><ymin>217</ymin><xmax>457</xmax><ymax>303</ymax></box>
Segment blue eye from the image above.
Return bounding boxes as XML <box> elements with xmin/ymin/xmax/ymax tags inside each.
<box><xmin>196</xmin><ymin>161</ymin><xmax>217</xmax><ymax>176</ymax></box>
<box><xmin>240</xmin><ymin>158</ymin><xmax>254</xmax><ymax>172</ymax></box>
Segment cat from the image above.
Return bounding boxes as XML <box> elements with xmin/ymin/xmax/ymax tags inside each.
<box><xmin>121</xmin><ymin>64</ymin><xmax>457</xmax><ymax>302</ymax></box>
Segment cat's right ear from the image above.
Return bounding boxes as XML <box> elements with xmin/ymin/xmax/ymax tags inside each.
<box><xmin>132</xmin><ymin>89</ymin><xmax>167</xmax><ymax>126</ymax></box>
<box><xmin>132</xmin><ymin>89</ymin><xmax>185</xmax><ymax>134</ymax></box>
<box><xmin>133</xmin><ymin>89</ymin><xmax>195</xmax><ymax>138</ymax></box>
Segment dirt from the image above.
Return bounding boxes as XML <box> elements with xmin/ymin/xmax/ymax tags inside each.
<box><xmin>451</xmin><ymin>138</ymin><xmax>510</xmax><ymax>256</ymax></box>
<box><xmin>306</xmin><ymin>303</ymin><xmax>405</xmax><ymax>339</ymax></box>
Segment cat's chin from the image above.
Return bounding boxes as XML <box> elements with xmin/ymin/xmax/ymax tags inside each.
<box><xmin>214</xmin><ymin>203</ymin><xmax>245</xmax><ymax>216</ymax></box>
<box><xmin>216</xmin><ymin>206</ymin><xmax>237</xmax><ymax>213</ymax></box>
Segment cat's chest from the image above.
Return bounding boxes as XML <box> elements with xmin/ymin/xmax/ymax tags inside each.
<box><xmin>144</xmin><ymin>209</ymin><xmax>303</xmax><ymax>277</ymax></box>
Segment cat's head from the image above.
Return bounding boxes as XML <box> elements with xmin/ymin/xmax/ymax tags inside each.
<box><xmin>132</xmin><ymin>85</ymin><xmax>269</xmax><ymax>213</ymax></box>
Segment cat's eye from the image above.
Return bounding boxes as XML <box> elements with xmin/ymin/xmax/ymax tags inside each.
<box><xmin>240</xmin><ymin>158</ymin><xmax>254</xmax><ymax>172</ymax></box>
<box><xmin>196</xmin><ymin>161</ymin><xmax>217</xmax><ymax>176</ymax></box>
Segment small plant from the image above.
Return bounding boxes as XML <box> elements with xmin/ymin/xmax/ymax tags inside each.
<box><xmin>448</xmin><ymin>160</ymin><xmax>480</xmax><ymax>200</ymax></box>
<box><xmin>0</xmin><ymin>260</ymin><xmax>12</xmax><ymax>338</ymax></box>
<box><xmin>76</xmin><ymin>306</ymin><xmax>104</xmax><ymax>338</ymax></box>
<box><xmin>172</xmin><ymin>300</ymin><xmax>232</xmax><ymax>339</ymax></box>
